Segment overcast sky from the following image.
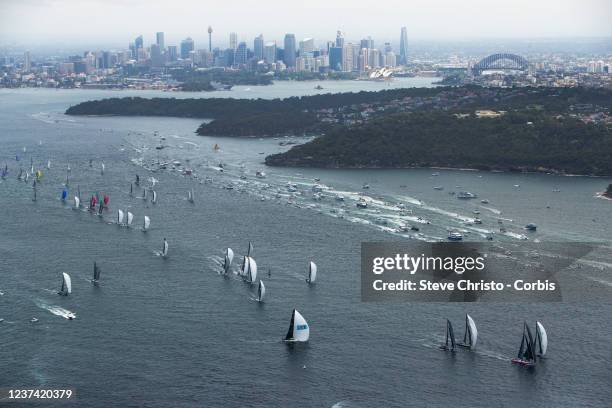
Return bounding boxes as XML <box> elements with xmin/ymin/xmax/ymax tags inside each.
<box><xmin>1</xmin><ymin>0</ymin><xmax>611</xmax><ymax>48</ymax></box>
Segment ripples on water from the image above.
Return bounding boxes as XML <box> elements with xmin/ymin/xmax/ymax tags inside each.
<box><xmin>0</xmin><ymin>87</ymin><xmax>610</xmax><ymax>407</ymax></box>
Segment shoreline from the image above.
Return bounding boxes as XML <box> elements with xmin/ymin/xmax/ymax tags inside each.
<box><xmin>264</xmin><ymin>161</ymin><xmax>612</xmax><ymax>178</ymax></box>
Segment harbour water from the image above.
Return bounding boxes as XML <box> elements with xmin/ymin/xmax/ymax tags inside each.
<box><xmin>0</xmin><ymin>82</ymin><xmax>611</xmax><ymax>407</ymax></box>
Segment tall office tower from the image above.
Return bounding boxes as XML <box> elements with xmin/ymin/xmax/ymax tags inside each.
<box><xmin>229</xmin><ymin>32</ymin><xmax>238</xmax><ymax>50</ymax></box>
<box><xmin>369</xmin><ymin>48</ymin><xmax>381</xmax><ymax>68</ymax></box>
<box><xmin>299</xmin><ymin>38</ymin><xmax>314</xmax><ymax>56</ymax></box>
<box><xmin>180</xmin><ymin>37</ymin><xmax>195</xmax><ymax>59</ymax></box>
<box><xmin>384</xmin><ymin>42</ymin><xmax>392</xmax><ymax>53</ymax></box>
<box><xmin>167</xmin><ymin>46</ymin><xmax>178</xmax><ymax>62</ymax></box>
<box><xmin>150</xmin><ymin>44</ymin><xmax>165</xmax><ymax>67</ymax></box>
<box><xmin>360</xmin><ymin>48</ymin><xmax>369</xmax><ymax>69</ymax></box>
<box><xmin>351</xmin><ymin>44</ymin><xmax>360</xmax><ymax>70</ymax></box>
<box><xmin>156</xmin><ymin>32</ymin><xmax>165</xmax><ymax>50</ymax></box>
<box><xmin>254</xmin><ymin>34</ymin><xmax>264</xmax><ymax>60</ymax></box>
<box><xmin>399</xmin><ymin>26</ymin><xmax>408</xmax><ymax>65</ymax></box>
<box><xmin>135</xmin><ymin>35</ymin><xmax>143</xmax><ymax>51</ymax></box>
<box><xmin>23</xmin><ymin>50</ymin><xmax>31</xmax><ymax>72</ymax></box>
<box><xmin>385</xmin><ymin>51</ymin><xmax>396</xmax><ymax>67</ymax></box>
<box><xmin>264</xmin><ymin>42</ymin><xmax>276</xmax><ymax>64</ymax></box>
<box><xmin>360</xmin><ymin>37</ymin><xmax>373</xmax><ymax>50</ymax></box>
<box><xmin>342</xmin><ymin>44</ymin><xmax>354</xmax><ymax>72</ymax></box>
<box><xmin>283</xmin><ymin>33</ymin><xmax>296</xmax><ymax>67</ymax></box>
<box><xmin>335</xmin><ymin>30</ymin><xmax>344</xmax><ymax>48</ymax></box>
<box><xmin>102</xmin><ymin>51</ymin><xmax>112</xmax><ymax>69</ymax></box>
<box><xmin>208</xmin><ymin>26</ymin><xmax>213</xmax><ymax>52</ymax></box>
<box><xmin>234</xmin><ymin>42</ymin><xmax>248</xmax><ymax>65</ymax></box>
<box><xmin>329</xmin><ymin>47</ymin><xmax>343</xmax><ymax>71</ymax></box>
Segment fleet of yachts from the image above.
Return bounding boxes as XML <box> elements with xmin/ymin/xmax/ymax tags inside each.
<box><xmin>3</xmin><ymin>149</ymin><xmax>548</xmax><ymax>361</ymax></box>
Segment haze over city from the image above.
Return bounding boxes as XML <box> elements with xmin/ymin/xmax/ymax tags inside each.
<box><xmin>1</xmin><ymin>0</ymin><xmax>611</xmax><ymax>48</ymax></box>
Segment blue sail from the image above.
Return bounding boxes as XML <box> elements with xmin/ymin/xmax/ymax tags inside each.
<box><xmin>61</xmin><ymin>189</ymin><xmax>68</xmax><ymax>200</ymax></box>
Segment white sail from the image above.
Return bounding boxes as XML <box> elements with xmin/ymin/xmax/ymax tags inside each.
<box><xmin>127</xmin><ymin>211</ymin><xmax>134</xmax><ymax>226</ymax></box>
<box><xmin>101</xmin><ymin>162</ymin><xmax>105</xmax><ymax>174</ymax></box>
<box><xmin>60</xmin><ymin>272</ymin><xmax>72</xmax><ymax>295</ymax></box>
<box><xmin>47</xmin><ymin>160</ymin><xmax>51</xmax><ymax>169</ymax></box>
<box><xmin>285</xmin><ymin>309</ymin><xmax>309</xmax><ymax>342</ymax></box>
<box><xmin>151</xmin><ymin>190</ymin><xmax>157</xmax><ymax>204</ymax></box>
<box><xmin>257</xmin><ymin>280</ymin><xmax>266</xmax><ymax>302</ymax></box>
<box><xmin>74</xmin><ymin>196</ymin><xmax>80</xmax><ymax>209</ymax></box>
<box><xmin>308</xmin><ymin>261</ymin><xmax>317</xmax><ymax>283</ymax></box>
<box><xmin>188</xmin><ymin>189</ymin><xmax>194</xmax><ymax>202</ymax></box>
<box><xmin>536</xmin><ymin>321</ymin><xmax>548</xmax><ymax>356</ymax></box>
<box><xmin>247</xmin><ymin>257</ymin><xmax>258</xmax><ymax>283</ymax></box>
<box><xmin>466</xmin><ymin>314</ymin><xmax>478</xmax><ymax>348</ymax></box>
<box><xmin>143</xmin><ymin>215</ymin><xmax>150</xmax><ymax>230</ymax></box>
<box><xmin>117</xmin><ymin>209</ymin><xmax>124</xmax><ymax>224</ymax></box>
<box><xmin>226</xmin><ymin>248</ymin><xmax>234</xmax><ymax>265</ymax></box>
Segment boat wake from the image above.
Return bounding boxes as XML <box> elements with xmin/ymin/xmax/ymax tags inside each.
<box><xmin>34</xmin><ymin>299</ymin><xmax>76</xmax><ymax>320</ymax></box>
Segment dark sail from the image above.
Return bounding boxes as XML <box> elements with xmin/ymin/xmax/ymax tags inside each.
<box><xmin>463</xmin><ymin>315</ymin><xmax>471</xmax><ymax>346</ymax></box>
<box><xmin>285</xmin><ymin>309</ymin><xmax>296</xmax><ymax>340</ymax></box>
<box><xmin>448</xmin><ymin>320</ymin><xmax>456</xmax><ymax>350</ymax></box>
<box><xmin>93</xmin><ymin>262</ymin><xmax>101</xmax><ymax>281</ymax></box>
<box><xmin>223</xmin><ymin>255</ymin><xmax>230</xmax><ymax>274</ymax></box>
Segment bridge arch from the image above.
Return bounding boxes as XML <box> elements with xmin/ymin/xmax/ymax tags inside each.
<box><xmin>472</xmin><ymin>53</ymin><xmax>529</xmax><ymax>75</ymax></box>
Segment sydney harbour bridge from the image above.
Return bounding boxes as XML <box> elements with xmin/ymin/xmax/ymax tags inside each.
<box><xmin>472</xmin><ymin>53</ymin><xmax>529</xmax><ymax>75</ymax></box>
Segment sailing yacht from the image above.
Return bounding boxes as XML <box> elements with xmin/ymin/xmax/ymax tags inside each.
<box><xmin>74</xmin><ymin>196</ymin><xmax>80</xmax><ymax>209</ymax></box>
<box><xmin>92</xmin><ymin>262</ymin><xmax>101</xmax><ymax>284</ymax></box>
<box><xmin>58</xmin><ymin>272</ymin><xmax>72</xmax><ymax>296</ymax></box>
<box><xmin>457</xmin><ymin>314</ymin><xmax>478</xmax><ymax>349</ymax></box>
<box><xmin>511</xmin><ymin>322</ymin><xmax>537</xmax><ymax>367</ymax></box>
<box><xmin>440</xmin><ymin>319</ymin><xmax>456</xmax><ymax>351</ymax></box>
<box><xmin>126</xmin><ymin>211</ymin><xmax>134</xmax><ymax>227</ymax></box>
<box><xmin>284</xmin><ymin>309</ymin><xmax>310</xmax><ymax>342</ymax></box>
<box><xmin>143</xmin><ymin>215</ymin><xmax>151</xmax><ymax>231</ymax></box>
<box><xmin>256</xmin><ymin>280</ymin><xmax>266</xmax><ymax>302</ymax></box>
<box><xmin>306</xmin><ymin>261</ymin><xmax>317</xmax><ymax>284</ymax></box>
<box><xmin>243</xmin><ymin>257</ymin><xmax>257</xmax><ymax>283</ymax></box>
<box><xmin>241</xmin><ymin>242</ymin><xmax>254</xmax><ymax>272</ymax></box>
<box><xmin>223</xmin><ymin>248</ymin><xmax>234</xmax><ymax>274</ymax></box>
<box><xmin>151</xmin><ymin>190</ymin><xmax>157</xmax><ymax>204</ymax></box>
<box><xmin>161</xmin><ymin>238</ymin><xmax>168</xmax><ymax>258</ymax></box>
<box><xmin>188</xmin><ymin>189</ymin><xmax>194</xmax><ymax>203</ymax></box>
<box><xmin>117</xmin><ymin>209</ymin><xmax>124</xmax><ymax>225</ymax></box>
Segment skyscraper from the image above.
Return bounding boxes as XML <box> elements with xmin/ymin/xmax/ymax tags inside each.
<box><xmin>254</xmin><ymin>34</ymin><xmax>264</xmax><ymax>61</ymax></box>
<box><xmin>134</xmin><ymin>35</ymin><xmax>144</xmax><ymax>60</ymax></box>
<box><xmin>180</xmin><ymin>37</ymin><xmax>194</xmax><ymax>59</ymax></box>
<box><xmin>264</xmin><ymin>42</ymin><xmax>276</xmax><ymax>64</ymax></box>
<box><xmin>135</xmin><ymin>35</ymin><xmax>143</xmax><ymax>51</ymax></box>
<box><xmin>229</xmin><ymin>32</ymin><xmax>238</xmax><ymax>50</ymax></box>
<box><xmin>234</xmin><ymin>42</ymin><xmax>248</xmax><ymax>66</ymax></box>
<box><xmin>156</xmin><ymin>32</ymin><xmax>165</xmax><ymax>50</ymax></box>
<box><xmin>299</xmin><ymin>38</ymin><xmax>314</xmax><ymax>56</ymax></box>
<box><xmin>399</xmin><ymin>26</ymin><xmax>408</xmax><ymax>65</ymax></box>
<box><xmin>335</xmin><ymin>31</ymin><xmax>344</xmax><ymax>48</ymax></box>
<box><xmin>23</xmin><ymin>51</ymin><xmax>31</xmax><ymax>72</ymax></box>
<box><xmin>150</xmin><ymin>44</ymin><xmax>164</xmax><ymax>67</ymax></box>
<box><xmin>167</xmin><ymin>46</ymin><xmax>178</xmax><ymax>62</ymax></box>
<box><xmin>329</xmin><ymin>47</ymin><xmax>343</xmax><ymax>71</ymax></box>
<box><xmin>283</xmin><ymin>34</ymin><xmax>296</xmax><ymax>68</ymax></box>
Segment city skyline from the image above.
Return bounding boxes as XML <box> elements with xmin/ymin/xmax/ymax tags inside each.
<box><xmin>1</xmin><ymin>0</ymin><xmax>612</xmax><ymax>47</ymax></box>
